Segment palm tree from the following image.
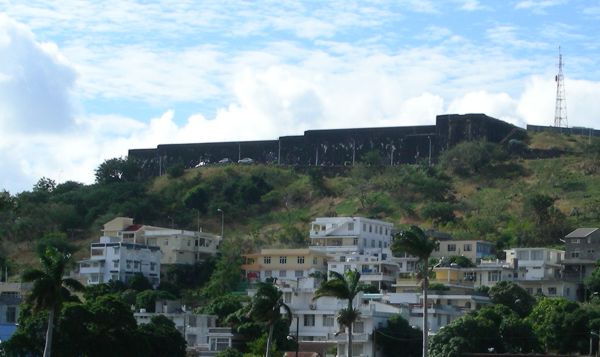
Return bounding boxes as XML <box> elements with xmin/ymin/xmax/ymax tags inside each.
<box><xmin>313</xmin><ymin>269</ymin><xmax>370</xmax><ymax>357</ymax></box>
<box><xmin>248</xmin><ymin>282</ymin><xmax>292</xmax><ymax>357</ymax></box>
<box><xmin>391</xmin><ymin>226</ymin><xmax>439</xmax><ymax>357</ymax></box>
<box><xmin>22</xmin><ymin>247</ymin><xmax>84</xmax><ymax>357</ymax></box>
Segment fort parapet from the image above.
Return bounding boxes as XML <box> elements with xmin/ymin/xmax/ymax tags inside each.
<box><xmin>129</xmin><ymin>113</ymin><xmax>525</xmax><ymax>177</ymax></box>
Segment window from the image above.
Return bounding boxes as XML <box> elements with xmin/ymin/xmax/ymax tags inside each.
<box><xmin>280</xmin><ymin>256</ymin><xmax>287</xmax><ymax>264</ymax></box>
<box><xmin>363</xmin><ymin>223</ymin><xmax>367</xmax><ymax>232</ymax></box>
<box><xmin>363</xmin><ymin>238</ymin><xmax>367</xmax><ymax>247</ymax></box>
<box><xmin>572</xmin><ymin>239</ymin><xmax>581</xmax><ymax>244</ymax></box>
<box><xmin>304</xmin><ymin>314</ymin><xmax>315</xmax><ymax>326</ymax></box>
<box><xmin>279</xmin><ymin>270</ymin><xmax>287</xmax><ymax>277</ymax></box>
<box><xmin>353</xmin><ymin>321</ymin><xmax>364</xmax><ymax>333</ymax></box>
<box><xmin>348</xmin><ymin>222</ymin><xmax>354</xmax><ymax>231</ymax></box>
<box><xmin>126</xmin><ymin>260</ymin><xmax>132</xmax><ymax>269</ymax></box>
<box><xmin>187</xmin><ymin>240</ymin><xmax>191</xmax><ymax>247</ymax></box>
<box><xmin>463</xmin><ymin>244</ymin><xmax>472</xmax><ymax>251</ymax></box>
<box><xmin>264</xmin><ymin>270</ymin><xmax>272</xmax><ymax>277</ymax></box>
<box><xmin>113</xmin><ymin>260</ymin><xmax>120</xmax><ymax>268</ymax></box>
<box><xmin>313</xmin><ymin>257</ymin><xmax>318</xmax><ymax>265</ymax></box>
<box><xmin>295</xmin><ymin>270</ymin><xmax>303</xmax><ymax>278</ymax></box>
<box><xmin>264</xmin><ymin>256</ymin><xmax>271</xmax><ymax>264</ymax></box>
<box><xmin>571</xmin><ymin>251</ymin><xmax>580</xmax><ymax>258</ymax></box>
<box><xmin>488</xmin><ymin>271</ymin><xmax>500</xmax><ymax>282</ymax></box>
<box><xmin>91</xmin><ymin>248</ymin><xmax>104</xmax><ymax>256</ymax></box>
<box><xmin>531</xmin><ymin>250</ymin><xmax>543</xmax><ymax>260</ymax></box>
<box><xmin>150</xmin><ymin>262</ymin><xmax>156</xmax><ymax>271</ymax></box>
<box><xmin>353</xmin><ymin>238</ymin><xmax>358</xmax><ymax>245</ymax></box>
<box><xmin>134</xmin><ymin>261</ymin><xmax>140</xmax><ymax>269</ymax></box>
<box><xmin>369</xmin><ymin>225</ymin><xmax>372</xmax><ymax>233</ymax></box>
<box><xmin>447</xmin><ymin>244</ymin><xmax>456</xmax><ymax>252</ymax></box>
<box><xmin>284</xmin><ymin>292</ymin><xmax>292</xmax><ymax>303</ymax></box>
<box><xmin>526</xmin><ymin>288</ymin><xmax>533</xmax><ymax>294</ymax></box>
<box><xmin>344</xmin><ymin>265</ymin><xmax>351</xmax><ymax>272</ymax></box>
<box><xmin>378</xmin><ymin>241</ymin><xmax>382</xmax><ymax>248</ymax></box>
<box><xmin>371</xmin><ymin>240</ymin><xmax>375</xmax><ymax>247</ymax></box>
<box><xmin>323</xmin><ymin>315</ymin><xmax>334</xmax><ymax>327</ymax></box>
<box><xmin>113</xmin><ymin>247</ymin><xmax>120</xmax><ymax>254</ymax></box>
<box><xmin>297</xmin><ymin>256</ymin><xmax>305</xmax><ymax>264</ymax></box>
<box><xmin>385</xmin><ymin>228</ymin><xmax>388</xmax><ymax>235</ymax></box>
<box><xmin>517</xmin><ymin>250</ymin><xmax>529</xmax><ymax>260</ymax></box>
<box><xmin>211</xmin><ymin>338</ymin><xmax>230</xmax><ymax>352</ymax></box>
<box><xmin>6</xmin><ymin>306</ymin><xmax>16</xmax><ymax>323</ymax></box>
<box><xmin>195</xmin><ymin>239</ymin><xmax>199</xmax><ymax>247</ymax></box>
<box><xmin>548</xmin><ymin>287</ymin><xmax>557</xmax><ymax>295</ymax></box>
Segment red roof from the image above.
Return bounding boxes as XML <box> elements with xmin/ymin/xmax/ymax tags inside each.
<box><xmin>123</xmin><ymin>224</ymin><xmax>143</xmax><ymax>232</ymax></box>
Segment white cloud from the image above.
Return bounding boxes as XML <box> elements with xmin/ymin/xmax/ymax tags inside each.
<box><xmin>0</xmin><ymin>14</ymin><xmax>77</xmax><ymax>134</ymax></box>
<box><xmin>515</xmin><ymin>0</ymin><xmax>566</xmax><ymax>13</ymax></box>
<box><xmin>447</xmin><ymin>91</ymin><xmax>522</xmax><ymax>126</ymax></box>
<box><xmin>459</xmin><ymin>0</ymin><xmax>485</xmax><ymax>11</ymax></box>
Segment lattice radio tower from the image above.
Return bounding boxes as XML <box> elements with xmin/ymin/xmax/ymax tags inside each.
<box><xmin>554</xmin><ymin>46</ymin><xmax>568</xmax><ymax>128</ymax></box>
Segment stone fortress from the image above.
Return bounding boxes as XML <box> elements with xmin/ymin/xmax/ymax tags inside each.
<box><xmin>128</xmin><ymin>113</ymin><xmax>600</xmax><ymax>177</ymax></box>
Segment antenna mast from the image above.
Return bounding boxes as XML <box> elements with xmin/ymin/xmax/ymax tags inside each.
<box><xmin>554</xmin><ymin>46</ymin><xmax>568</xmax><ymax>128</ymax></box>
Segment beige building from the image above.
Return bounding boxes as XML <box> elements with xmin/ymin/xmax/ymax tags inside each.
<box><xmin>241</xmin><ymin>248</ymin><xmax>329</xmax><ymax>283</ymax></box>
<box><xmin>431</xmin><ymin>240</ymin><xmax>495</xmax><ymax>263</ymax></box>
<box><xmin>101</xmin><ymin>217</ymin><xmax>221</xmax><ymax>266</ymax></box>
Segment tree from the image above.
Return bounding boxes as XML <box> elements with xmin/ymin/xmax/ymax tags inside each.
<box><xmin>391</xmin><ymin>226</ymin><xmax>439</xmax><ymax>357</ymax></box>
<box><xmin>95</xmin><ymin>157</ymin><xmax>140</xmax><ymax>184</ymax></box>
<box><xmin>429</xmin><ymin>305</ymin><xmax>539</xmax><ymax>357</ymax></box>
<box><xmin>488</xmin><ymin>281</ymin><xmax>535</xmax><ymax>318</ymax></box>
<box><xmin>138</xmin><ymin>315</ymin><xmax>187</xmax><ymax>357</ymax></box>
<box><xmin>21</xmin><ymin>247</ymin><xmax>84</xmax><ymax>357</ymax></box>
<box><xmin>248</xmin><ymin>282</ymin><xmax>292</xmax><ymax>357</ymax></box>
<box><xmin>527</xmin><ymin>297</ymin><xmax>589</xmax><ymax>353</ymax></box>
<box><xmin>585</xmin><ymin>263</ymin><xmax>600</xmax><ymax>296</ymax></box>
<box><xmin>313</xmin><ymin>270</ymin><xmax>370</xmax><ymax>357</ymax></box>
<box><xmin>376</xmin><ymin>314</ymin><xmax>421</xmax><ymax>357</ymax></box>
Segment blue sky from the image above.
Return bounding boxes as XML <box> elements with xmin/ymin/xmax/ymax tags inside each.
<box><xmin>1</xmin><ymin>0</ymin><xmax>600</xmax><ymax>192</ymax></box>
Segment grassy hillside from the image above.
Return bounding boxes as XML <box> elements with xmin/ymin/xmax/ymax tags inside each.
<box><xmin>2</xmin><ymin>131</ymin><xmax>600</xmax><ymax>273</ymax></box>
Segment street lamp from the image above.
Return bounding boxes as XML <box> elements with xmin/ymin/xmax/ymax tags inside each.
<box><xmin>217</xmin><ymin>208</ymin><xmax>224</xmax><ymax>238</ymax></box>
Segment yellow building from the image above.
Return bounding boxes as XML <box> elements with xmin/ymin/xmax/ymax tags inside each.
<box><xmin>242</xmin><ymin>248</ymin><xmax>329</xmax><ymax>282</ymax></box>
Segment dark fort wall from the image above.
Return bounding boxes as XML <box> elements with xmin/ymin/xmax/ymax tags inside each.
<box><xmin>129</xmin><ymin>113</ymin><xmax>524</xmax><ymax>177</ymax></box>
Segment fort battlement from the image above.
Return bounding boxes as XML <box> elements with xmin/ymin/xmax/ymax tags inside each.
<box><xmin>128</xmin><ymin>113</ymin><xmax>527</xmax><ymax>177</ymax></box>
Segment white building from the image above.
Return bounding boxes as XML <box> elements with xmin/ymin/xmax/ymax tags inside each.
<box><xmin>309</xmin><ymin>217</ymin><xmax>393</xmax><ymax>255</ymax></box>
<box><xmin>79</xmin><ymin>236</ymin><xmax>162</xmax><ymax>286</ymax></box>
<box><xmin>505</xmin><ymin>247</ymin><xmax>564</xmax><ymax>281</ymax></box>
<box><xmin>134</xmin><ymin>299</ymin><xmax>226</xmax><ymax>354</ymax></box>
<box><xmin>327</xmin><ymin>251</ymin><xmax>399</xmax><ymax>292</ymax></box>
<box><xmin>101</xmin><ymin>217</ymin><xmax>221</xmax><ymax>266</ymax></box>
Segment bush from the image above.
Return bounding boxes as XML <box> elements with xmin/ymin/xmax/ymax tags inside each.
<box><xmin>421</xmin><ymin>202</ymin><xmax>456</xmax><ymax>225</ymax></box>
<box><xmin>167</xmin><ymin>163</ymin><xmax>185</xmax><ymax>178</ymax></box>
<box><xmin>440</xmin><ymin>141</ymin><xmax>505</xmax><ymax>177</ymax></box>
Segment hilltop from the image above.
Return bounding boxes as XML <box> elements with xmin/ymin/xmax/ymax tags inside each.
<box><xmin>1</xmin><ymin>130</ymin><xmax>600</xmax><ymax>272</ymax></box>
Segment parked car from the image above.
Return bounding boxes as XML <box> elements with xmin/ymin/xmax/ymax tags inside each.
<box><xmin>194</xmin><ymin>161</ymin><xmax>207</xmax><ymax>168</ymax></box>
<box><xmin>218</xmin><ymin>158</ymin><xmax>231</xmax><ymax>164</ymax></box>
<box><xmin>238</xmin><ymin>157</ymin><xmax>254</xmax><ymax>164</ymax></box>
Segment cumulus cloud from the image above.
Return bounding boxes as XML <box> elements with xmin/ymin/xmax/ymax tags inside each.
<box><xmin>0</xmin><ymin>14</ymin><xmax>77</xmax><ymax>134</ymax></box>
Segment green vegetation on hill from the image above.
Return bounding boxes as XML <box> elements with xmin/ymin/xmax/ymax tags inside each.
<box><xmin>2</xmin><ymin>131</ymin><xmax>600</xmax><ymax>271</ymax></box>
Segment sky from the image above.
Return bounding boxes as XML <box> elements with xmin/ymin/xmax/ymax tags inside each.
<box><xmin>1</xmin><ymin>0</ymin><xmax>600</xmax><ymax>193</ymax></box>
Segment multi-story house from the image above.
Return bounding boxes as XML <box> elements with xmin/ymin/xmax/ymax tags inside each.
<box><xmin>101</xmin><ymin>217</ymin><xmax>221</xmax><ymax>266</ymax></box>
<box><xmin>430</xmin><ymin>240</ymin><xmax>495</xmax><ymax>263</ymax></box>
<box><xmin>134</xmin><ymin>299</ymin><xmax>228</xmax><ymax>355</ymax></box>
<box><xmin>309</xmin><ymin>217</ymin><xmax>393</xmax><ymax>255</ymax></box>
<box><xmin>242</xmin><ymin>247</ymin><xmax>401</xmax><ymax>357</ymax></box>
<box><xmin>327</xmin><ymin>252</ymin><xmax>399</xmax><ymax>291</ymax></box>
<box><xmin>241</xmin><ymin>248</ymin><xmax>329</xmax><ymax>283</ymax></box>
<box><xmin>78</xmin><ymin>235</ymin><xmax>162</xmax><ymax>286</ymax></box>
<box><xmin>563</xmin><ymin>228</ymin><xmax>600</xmax><ymax>279</ymax></box>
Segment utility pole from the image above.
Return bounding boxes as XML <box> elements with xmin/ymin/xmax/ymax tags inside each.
<box><xmin>554</xmin><ymin>46</ymin><xmax>568</xmax><ymax>128</ymax></box>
